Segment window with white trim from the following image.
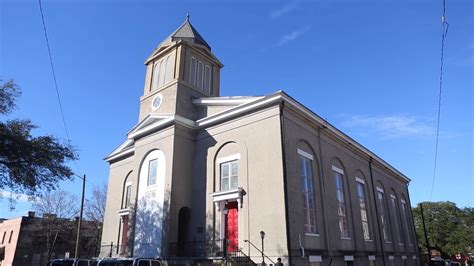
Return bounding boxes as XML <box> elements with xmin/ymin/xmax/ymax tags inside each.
<box><xmin>152</xmin><ymin>63</ymin><xmax>160</xmax><ymax>91</ymax></box>
<box><xmin>333</xmin><ymin>166</ymin><xmax>349</xmax><ymax>238</ymax></box>
<box><xmin>400</xmin><ymin>198</ymin><xmax>413</xmax><ymax>245</ymax></box>
<box><xmin>189</xmin><ymin>56</ymin><xmax>211</xmax><ymax>93</ymax></box>
<box><xmin>377</xmin><ymin>187</ymin><xmax>391</xmax><ymax>242</ymax></box>
<box><xmin>147</xmin><ymin>159</ymin><xmax>157</xmax><ymax>186</ymax></box>
<box><xmin>204</xmin><ymin>65</ymin><xmax>211</xmax><ymax>93</ymax></box>
<box><xmin>152</xmin><ymin>55</ymin><xmax>172</xmax><ymax>90</ymax></box>
<box><xmin>390</xmin><ymin>193</ymin><xmax>403</xmax><ymax>244</ymax></box>
<box><xmin>220</xmin><ymin>160</ymin><xmax>238</xmax><ymax>191</ymax></box>
<box><xmin>356</xmin><ymin>178</ymin><xmax>371</xmax><ymax>240</ymax></box>
<box><xmin>190</xmin><ymin>57</ymin><xmax>197</xmax><ymax>86</ymax></box>
<box><xmin>124</xmin><ymin>184</ymin><xmax>132</xmax><ymax>208</ymax></box>
<box><xmin>298</xmin><ymin>149</ymin><xmax>317</xmax><ymax>234</ymax></box>
<box><xmin>197</xmin><ymin>61</ymin><xmax>203</xmax><ymax>90</ymax></box>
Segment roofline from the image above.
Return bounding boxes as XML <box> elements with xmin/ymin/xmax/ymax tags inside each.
<box><xmin>106</xmin><ymin>91</ymin><xmax>410</xmax><ymax>182</ymax></box>
<box><xmin>192</xmin><ymin>96</ymin><xmax>263</xmax><ymax>106</ymax></box>
<box><xmin>194</xmin><ymin>91</ymin><xmax>410</xmax><ymax>182</ymax></box>
<box><xmin>279</xmin><ymin>91</ymin><xmax>411</xmax><ymax>182</ymax></box>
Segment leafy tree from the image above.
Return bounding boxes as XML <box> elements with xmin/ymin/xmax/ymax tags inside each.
<box><xmin>412</xmin><ymin>201</ymin><xmax>474</xmax><ymax>256</ymax></box>
<box><xmin>0</xmin><ymin>79</ymin><xmax>77</xmax><ymax>197</ymax></box>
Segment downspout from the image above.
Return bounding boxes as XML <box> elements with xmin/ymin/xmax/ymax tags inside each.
<box><xmin>405</xmin><ymin>183</ymin><xmax>421</xmax><ymax>262</ymax></box>
<box><xmin>317</xmin><ymin>124</ymin><xmax>333</xmax><ymax>263</ymax></box>
<box><xmin>279</xmin><ymin>102</ymin><xmax>292</xmax><ymax>265</ymax></box>
<box><xmin>369</xmin><ymin>157</ymin><xmax>386</xmax><ymax>266</ymax></box>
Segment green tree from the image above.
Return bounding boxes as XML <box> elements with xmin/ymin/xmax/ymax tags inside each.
<box><xmin>412</xmin><ymin>201</ymin><xmax>474</xmax><ymax>256</ymax></box>
<box><xmin>0</xmin><ymin>79</ymin><xmax>77</xmax><ymax>197</ymax></box>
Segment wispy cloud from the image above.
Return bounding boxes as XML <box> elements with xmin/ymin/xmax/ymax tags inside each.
<box><xmin>0</xmin><ymin>191</ymin><xmax>34</xmax><ymax>203</ymax></box>
<box><xmin>275</xmin><ymin>25</ymin><xmax>311</xmax><ymax>47</ymax></box>
<box><xmin>269</xmin><ymin>1</ymin><xmax>299</xmax><ymax>19</ymax></box>
<box><xmin>341</xmin><ymin>114</ymin><xmax>436</xmax><ymax>139</ymax></box>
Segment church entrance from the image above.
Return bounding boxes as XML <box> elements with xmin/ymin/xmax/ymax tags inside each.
<box><xmin>225</xmin><ymin>201</ymin><xmax>238</xmax><ymax>252</ymax></box>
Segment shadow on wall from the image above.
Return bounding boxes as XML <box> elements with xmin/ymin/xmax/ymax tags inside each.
<box><xmin>133</xmin><ymin>192</ymin><xmax>169</xmax><ymax>258</ymax></box>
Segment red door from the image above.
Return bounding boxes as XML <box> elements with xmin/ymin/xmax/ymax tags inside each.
<box><xmin>226</xmin><ymin>201</ymin><xmax>238</xmax><ymax>252</ymax></box>
<box><xmin>120</xmin><ymin>215</ymin><xmax>129</xmax><ymax>254</ymax></box>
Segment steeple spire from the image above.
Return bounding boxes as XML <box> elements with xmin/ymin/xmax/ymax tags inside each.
<box><xmin>186</xmin><ymin>13</ymin><xmax>190</xmax><ymax>22</ymax></box>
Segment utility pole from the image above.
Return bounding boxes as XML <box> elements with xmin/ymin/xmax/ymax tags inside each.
<box><xmin>75</xmin><ymin>174</ymin><xmax>86</xmax><ymax>259</ymax></box>
<box><xmin>420</xmin><ymin>203</ymin><xmax>431</xmax><ymax>262</ymax></box>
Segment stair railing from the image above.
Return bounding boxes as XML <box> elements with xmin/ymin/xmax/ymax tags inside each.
<box><xmin>244</xmin><ymin>239</ymin><xmax>276</xmax><ymax>264</ymax></box>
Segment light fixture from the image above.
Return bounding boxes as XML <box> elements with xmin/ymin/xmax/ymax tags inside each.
<box><xmin>223</xmin><ymin>202</ymin><xmax>229</xmax><ymax>215</ymax></box>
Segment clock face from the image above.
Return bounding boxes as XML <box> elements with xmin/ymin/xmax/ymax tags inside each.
<box><xmin>151</xmin><ymin>94</ymin><xmax>163</xmax><ymax>110</ymax></box>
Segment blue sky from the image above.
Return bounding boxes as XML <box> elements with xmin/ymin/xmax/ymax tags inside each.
<box><xmin>1</xmin><ymin>0</ymin><xmax>472</xmax><ymax>219</ymax></box>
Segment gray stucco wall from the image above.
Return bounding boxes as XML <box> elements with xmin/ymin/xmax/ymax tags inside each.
<box><xmin>281</xmin><ymin>106</ymin><xmax>418</xmax><ymax>266</ymax></box>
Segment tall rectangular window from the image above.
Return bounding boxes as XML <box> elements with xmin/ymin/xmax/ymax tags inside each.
<box><xmin>220</xmin><ymin>160</ymin><xmax>238</xmax><ymax>191</ymax></box>
<box><xmin>147</xmin><ymin>159</ymin><xmax>157</xmax><ymax>186</ymax></box>
<box><xmin>377</xmin><ymin>188</ymin><xmax>391</xmax><ymax>242</ymax></box>
<box><xmin>8</xmin><ymin>230</ymin><xmax>13</xmax><ymax>243</ymax></box>
<box><xmin>333</xmin><ymin>167</ymin><xmax>349</xmax><ymax>238</ymax></box>
<box><xmin>190</xmin><ymin>57</ymin><xmax>197</xmax><ymax>86</ymax></box>
<box><xmin>298</xmin><ymin>151</ymin><xmax>317</xmax><ymax>234</ymax></box>
<box><xmin>356</xmin><ymin>179</ymin><xmax>371</xmax><ymax>240</ymax></box>
<box><xmin>204</xmin><ymin>65</ymin><xmax>211</xmax><ymax>94</ymax></box>
<box><xmin>125</xmin><ymin>184</ymin><xmax>132</xmax><ymax>208</ymax></box>
<box><xmin>400</xmin><ymin>199</ymin><xmax>413</xmax><ymax>245</ymax></box>
<box><xmin>152</xmin><ymin>64</ymin><xmax>160</xmax><ymax>91</ymax></box>
<box><xmin>158</xmin><ymin>59</ymin><xmax>166</xmax><ymax>87</ymax></box>
<box><xmin>197</xmin><ymin>61</ymin><xmax>204</xmax><ymax>90</ymax></box>
<box><xmin>390</xmin><ymin>194</ymin><xmax>403</xmax><ymax>244</ymax></box>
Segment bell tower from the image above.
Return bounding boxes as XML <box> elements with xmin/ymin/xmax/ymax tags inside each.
<box><xmin>138</xmin><ymin>15</ymin><xmax>223</xmax><ymax>121</ymax></box>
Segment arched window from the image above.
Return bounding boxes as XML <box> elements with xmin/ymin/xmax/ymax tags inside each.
<box><xmin>204</xmin><ymin>65</ymin><xmax>211</xmax><ymax>94</ymax></box>
<box><xmin>332</xmin><ymin>162</ymin><xmax>349</xmax><ymax>238</ymax></box>
<box><xmin>400</xmin><ymin>195</ymin><xmax>413</xmax><ymax>245</ymax></box>
<box><xmin>158</xmin><ymin>59</ymin><xmax>167</xmax><ymax>87</ymax></box>
<box><xmin>190</xmin><ymin>57</ymin><xmax>197</xmax><ymax>86</ymax></box>
<box><xmin>376</xmin><ymin>184</ymin><xmax>391</xmax><ymax>242</ymax></box>
<box><xmin>164</xmin><ymin>55</ymin><xmax>173</xmax><ymax>84</ymax></box>
<box><xmin>355</xmin><ymin>175</ymin><xmax>371</xmax><ymax>240</ymax></box>
<box><xmin>197</xmin><ymin>61</ymin><xmax>204</xmax><ymax>90</ymax></box>
<box><xmin>298</xmin><ymin>148</ymin><xmax>317</xmax><ymax>234</ymax></box>
<box><xmin>152</xmin><ymin>63</ymin><xmax>160</xmax><ymax>91</ymax></box>
<box><xmin>390</xmin><ymin>190</ymin><xmax>404</xmax><ymax>245</ymax></box>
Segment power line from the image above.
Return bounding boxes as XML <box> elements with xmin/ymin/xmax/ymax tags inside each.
<box><xmin>38</xmin><ymin>0</ymin><xmax>82</xmax><ymax>175</ymax></box>
<box><xmin>429</xmin><ymin>0</ymin><xmax>449</xmax><ymax>201</ymax></box>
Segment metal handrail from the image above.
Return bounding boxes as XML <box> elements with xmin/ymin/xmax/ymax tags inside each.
<box><xmin>228</xmin><ymin>248</ymin><xmax>257</xmax><ymax>265</ymax></box>
<box><xmin>244</xmin><ymin>239</ymin><xmax>276</xmax><ymax>264</ymax></box>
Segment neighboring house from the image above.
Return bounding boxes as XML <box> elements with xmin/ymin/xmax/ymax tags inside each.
<box><xmin>0</xmin><ymin>212</ymin><xmax>100</xmax><ymax>266</ymax></box>
<box><xmin>100</xmin><ymin>16</ymin><xmax>419</xmax><ymax>266</ymax></box>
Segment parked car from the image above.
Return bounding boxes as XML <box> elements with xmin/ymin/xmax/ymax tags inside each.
<box><xmin>96</xmin><ymin>258</ymin><xmax>161</xmax><ymax>266</ymax></box>
<box><xmin>47</xmin><ymin>258</ymin><xmax>97</xmax><ymax>266</ymax></box>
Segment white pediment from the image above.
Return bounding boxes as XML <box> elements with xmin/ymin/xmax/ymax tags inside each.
<box><xmin>105</xmin><ymin>114</ymin><xmax>195</xmax><ymax>162</ymax></box>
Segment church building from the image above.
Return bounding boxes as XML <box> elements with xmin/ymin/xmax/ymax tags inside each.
<box><xmin>100</xmin><ymin>16</ymin><xmax>419</xmax><ymax>266</ymax></box>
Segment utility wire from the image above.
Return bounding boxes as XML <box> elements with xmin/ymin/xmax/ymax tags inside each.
<box><xmin>429</xmin><ymin>0</ymin><xmax>449</xmax><ymax>201</ymax></box>
<box><xmin>38</xmin><ymin>0</ymin><xmax>82</xmax><ymax>175</ymax></box>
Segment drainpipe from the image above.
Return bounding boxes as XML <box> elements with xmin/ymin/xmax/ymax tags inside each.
<box><xmin>317</xmin><ymin>124</ymin><xmax>333</xmax><ymax>263</ymax></box>
<box><xmin>369</xmin><ymin>157</ymin><xmax>386</xmax><ymax>266</ymax></box>
<box><xmin>279</xmin><ymin>102</ymin><xmax>292</xmax><ymax>265</ymax></box>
